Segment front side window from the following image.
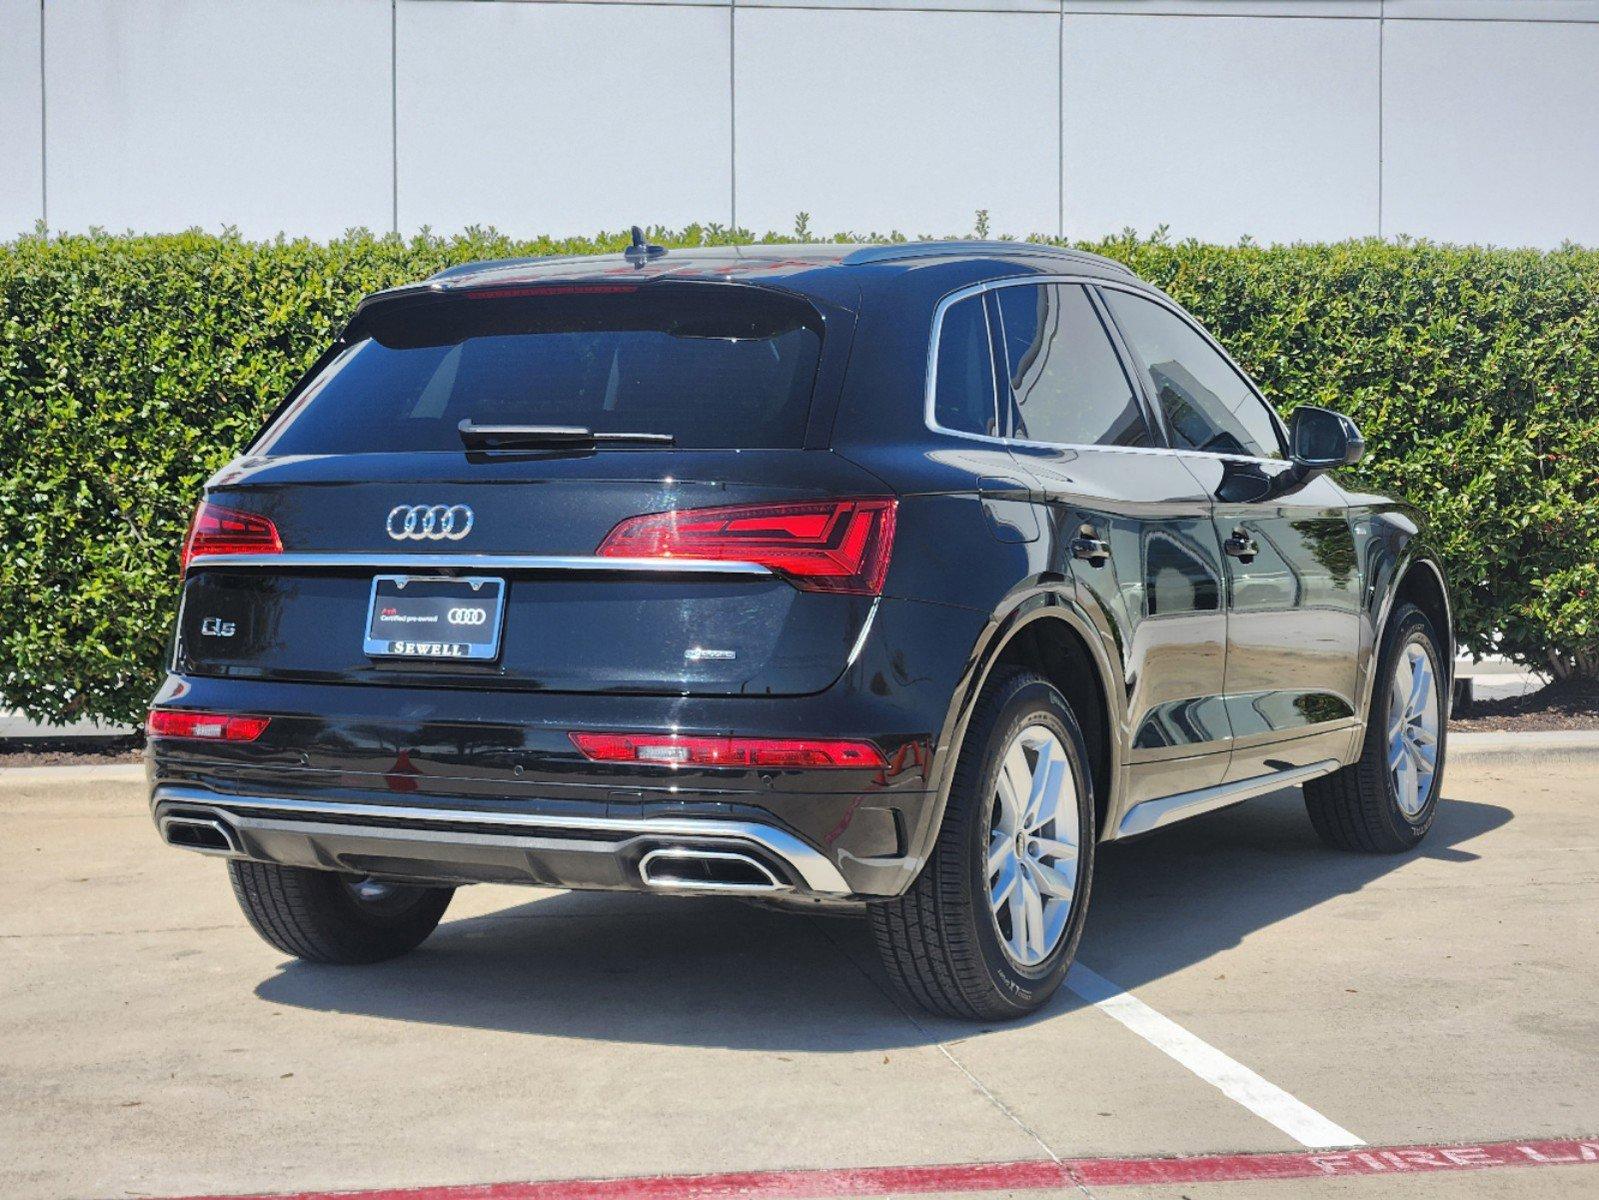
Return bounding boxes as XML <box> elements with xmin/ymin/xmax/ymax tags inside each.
<box><xmin>1101</xmin><ymin>290</ymin><xmax>1282</xmax><ymax>459</ymax></box>
<box><xmin>994</xmin><ymin>283</ymin><xmax>1153</xmax><ymax>447</ymax></box>
<box><xmin>932</xmin><ymin>294</ymin><xmax>999</xmax><ymax>437</ymax></box>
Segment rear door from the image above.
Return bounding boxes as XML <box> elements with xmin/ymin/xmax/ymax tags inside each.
<box><xmin>1097</xmin><ymin>287</ymin><xmax>1362</xmax><ymax>779</ymax></box>
<box><xmin>177</xmin><ymin>280</ymin><xmax>890</xmax><ymax>698</ymax></box>
<box><xmin>989</xmin><ymin>281</ymin><xmax>1233</xmax><ymax>815</ymax></box>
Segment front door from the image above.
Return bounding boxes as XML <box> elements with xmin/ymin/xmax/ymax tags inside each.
<box><xmin>1187</xmin><ymin>460</ymin><xmax>1362</xmax><ymax>776</ymax></box>
<box><xmin>1097</xmin><ymin>287</ymin><xmax>1363</xmax><ymax>782</ymax></box>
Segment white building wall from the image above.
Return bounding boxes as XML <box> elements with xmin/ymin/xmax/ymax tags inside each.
<box><xmin>0</xmin><ymin>0</ymin><xmax>43</xmax><ymax>238</ymax></box>
<box><xmin>3</xmin><ymin>0</ymin><xmax>1598</xmax><ymax>247</ymax></box>
<box><xmin>734</xmin><ymin>8</ymin><xmax>1061</xmax><ymax>237</ymax></box>
<box><xmin>1381</xmin><ymin>16</ymin><xmax>1599</xmax><ymax>248</ymax></box>
<box><xmin>41</xmin><ymin>0</ymin><xmax>393</xmax><ymax>239</ymax></box>
<box><xmin>1062</xmin><ymin>13</ymin><xmax>1381</xmax><ymax>243</ymax></box>
<box><xmin>396</xmin><ymin>1</ymin><xmax>732</xmax><ymax>234</ymax></box>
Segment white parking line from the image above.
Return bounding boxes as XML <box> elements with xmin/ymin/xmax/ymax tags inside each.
<box><xmin>1067</xmin><ymin>963</ymin><xmax>1364</xmax><ymax>1149</ymax></box>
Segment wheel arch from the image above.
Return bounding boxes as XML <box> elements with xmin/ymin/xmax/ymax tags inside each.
<box><xmin>909</xmin><ymin>589</ymin><xmax>1125</xmax><ymax>871</ymax></box>
<box><xmin>1363</xmin><ymin>547</ymin><xmax>1455</xmax><ymax>724</ymax></box>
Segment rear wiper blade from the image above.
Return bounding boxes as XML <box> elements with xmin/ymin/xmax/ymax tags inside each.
<box><xmin>457</xmin><ymin>421</ymin><xmax>675</xmax><ymax>449</ymax></box>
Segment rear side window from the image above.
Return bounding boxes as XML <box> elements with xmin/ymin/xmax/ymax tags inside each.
<box><xmin>932</xmin><ymin>294</ymin><xmax>999</xmax><ymax>437</ymax></box>
<box><xmin>994</xmin><ymin>283</ymin><xmax>1153</xmax><ymax>448</ymax></box>
<box><xmin>254</xmin><ymin>284</ymin><xmax>824</xmax><ymax>454</ymax></box>
<box><xmin>1101</xmin><ymin>290</ymin><xmax>1283</xmax><ymax>459</ymax></box>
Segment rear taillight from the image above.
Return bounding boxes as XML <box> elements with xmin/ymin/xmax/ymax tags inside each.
<box><xmin>569</xmin><ymin>732</ymin><xmax>886</xmax><ymax>769</ymax></box>
<box><xmin>180</xmin><ymin>501</ymin><xmax>282</xmax><ymax>573</ymax></box>
<box><xmin>596</xmin><ymin>498</ymin><xmax>897</xmax><ymax>595</ymax></box>
<box><xmin>146</xmin><ymin>710</ymin><xmax>270</xmax><ymax>742</ymax></box>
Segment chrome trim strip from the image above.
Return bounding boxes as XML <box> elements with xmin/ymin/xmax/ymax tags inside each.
<box><xmin>1116</xmin><ymin>759</ymin><xmax>1341</xmax><ymax>838</ymax></box>
<box><xmin>844</xmin><ymin>597</ymin><xmax>880</xmax><ymax>670</ymax></box>
<box><xmin>186</xmin><ymin>552</ymin><xmax>774</xmax><ymax>576</ymax></box>
<box><xmin>922</xmin><ymin>273</ymin><xmax>1289</xmax><ymax>462</ymax></box>
<box><xmin>153</xmin><ymin>786</ymin><xmax>851</xmax><ymax>895</ymax></box>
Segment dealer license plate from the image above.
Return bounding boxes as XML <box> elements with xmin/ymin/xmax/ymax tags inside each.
<box><xmin>363</xmin><ymin>575</ymin><xmax>505</xmax><ymax>661</ymax></box>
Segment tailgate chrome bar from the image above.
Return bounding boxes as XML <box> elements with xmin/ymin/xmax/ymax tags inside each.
<box><xmin>185</xmin><ymin>553</ymin><xmax>773</xmax><ymax>575</ymax></box>
<box><xmin>153</xmin><ymin>786</ymin><xmax>850</xmax><ymax>895</ymax></box>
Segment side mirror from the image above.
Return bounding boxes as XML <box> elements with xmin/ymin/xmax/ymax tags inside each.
<box><xmin>1289</xmin><ymin>405</ymin><xmax>1364</xmax><ymax>471</ymax></box>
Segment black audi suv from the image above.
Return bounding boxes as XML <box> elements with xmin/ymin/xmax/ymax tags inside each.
<box><xmin>148</xmin><ymin>238</ymin><xmax>1452</xmax><ymax>1020</ymax></box>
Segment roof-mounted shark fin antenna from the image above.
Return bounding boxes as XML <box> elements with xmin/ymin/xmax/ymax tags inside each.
<box><xmin>623</xmin><ymin>225</ymin><xmax>668</xmax><ymax>268</ymax></box>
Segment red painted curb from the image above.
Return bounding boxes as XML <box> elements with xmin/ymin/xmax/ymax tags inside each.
<box><xmin>159</xmin><ymin>1137</ymin><xmax>1599</xmax><ymax>1200</ymax></box>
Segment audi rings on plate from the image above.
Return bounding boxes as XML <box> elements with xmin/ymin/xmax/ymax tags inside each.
<box><xmin>386</xmin><ymin>504</ymin><xmax>474</xmax><ymax>541</ymax></box>
<box><xmin>447</xmin><ymin>606</ymin><xmax>488</xmax><ymax>626</ymax></box>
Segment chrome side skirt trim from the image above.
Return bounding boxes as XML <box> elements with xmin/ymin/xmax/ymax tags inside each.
<box><xmin>153</xmin><ymin>786</ymin><xmax>849</xmax><ymax>895</ymax></box>
<box><xmin>1116</xmin><ymin>759</ymin><xmax>1341</xmax><ymax>838</ymax></box>
<box><xmin>185</xmin><ymin>552</ymin><xmax>773</xmax><ymax>576</ymax></box>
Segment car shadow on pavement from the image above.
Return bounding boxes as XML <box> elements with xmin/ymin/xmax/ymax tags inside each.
<box><xmin>253</xmin><ymin>788</ymin><xmax>1510</xmax><ymax>1051</ymax></box>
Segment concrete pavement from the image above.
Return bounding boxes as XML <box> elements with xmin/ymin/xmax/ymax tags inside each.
<box><xmin>2</xmin><ymin>752</ymin><xmax>1595</xmax><ymax>1200</ymax></box>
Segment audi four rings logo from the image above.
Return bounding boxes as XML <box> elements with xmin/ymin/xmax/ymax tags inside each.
<box><xmin>386</xmin><ymin>504</ymin><xmax>474</xmax><ymax>541</ymax></box>
<box><xmin>448</xmin><ymin>607</ymin><xmax>488</xmax><ymax>626</ymax></box>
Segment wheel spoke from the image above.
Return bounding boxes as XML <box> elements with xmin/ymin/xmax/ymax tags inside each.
<box><xmin>999</xmin><ymin>745</ymin><xmax>1030</xmax><ymax>831</ymax></box>
<box><xmin>1007</xmin><ymin>879</ymin><xmax>1029</xmax><ymax>959</ymax></box>
<box><xmin>1395</xmin><ymin>757</ymin><xmax>1417</xmax><ymax>814</ymax></box>
<box><xmin>1031</xmin><ymin>857</ymin><xmax>1077</xmax><ymax>900</ymax></box>
<box><xmin>1391</xmin><ymin>658</ymin><xmax>1412</xmax><ymax>724</ymax></box>
<box><xmin>1407</xmin><ymin>654</ymin><xmax>1432</xmax><ymax>719</ymax></box>
<box><xmin>988</xmin><ymin>831</ymin><xmax>1012</xmax><ymax>876</ymax></box>
<box><xmin>1028</xmin><ymin>750</ymin><xmax>1066</xmax><ymax>831</ymax></box>
<box><xmin>990</xmin><ymin>857</ymin><xmax>1019</xmax><ymax>911</ymax></box>
<box><xmin>1028</xmin><ymin>754</ymin><xmax>1057</xmax><ymax>829</ymax></box>
<box><xmin>1022</xmin><ymin>874</ymin><xmax>1046</xmax><ymax>959</ymax></box>
<box><xmin>1031</xmin><ymin>836</ymin><xmax>1077</xmax><ymax>863</ymax></box>
<box><xmin>1023</xmin><ymin>745</ymin><xmax>1051</xmax><ymax>826</ymax></box>
<box><xmin>1387</xmin><ymin>734</ymin><xmax>1408</xmax><ymax>771</ymax></box>
<box><xmin>1031</xmin><ymin>764</ymin><xmax>1070</xmax><ymax>834</ymax></box>
<box><xmin>1408</xmin><ymin>721</ymin><xmax>1437</xmax><ymax>747</ymax></box>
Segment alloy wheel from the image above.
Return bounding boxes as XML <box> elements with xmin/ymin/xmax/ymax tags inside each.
<box><xmin>1387</xmin><ymin>639</ymin><xmax>1441</xmax><ymax>817</ymax></box>
<box><xmin>985</xmin><ymin>724</ymin><xmax>1081</xmax><ymax>968</ymax></box>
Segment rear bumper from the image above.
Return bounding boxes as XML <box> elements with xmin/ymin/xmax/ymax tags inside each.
<box><xmin>146</xmin><ymin>594</ymin><xmax>989</xmax><ymax>898</ymax></box>
<box><xmin>152</xmin><ymin>784</ymin><xmax>854</xmax><ymax>898</ymax></box>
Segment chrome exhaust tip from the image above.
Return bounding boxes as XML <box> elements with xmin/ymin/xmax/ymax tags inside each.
<box><xmin>159</xmin><ymin>813</ymin><xmax>240</xmax><ymax>856</ymax></box>
<box><xmin>638</xmin><ymin>847</ymin><xmax>788</xmax><ymax>894</ymax></box>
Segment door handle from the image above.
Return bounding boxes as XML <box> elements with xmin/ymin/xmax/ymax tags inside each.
<box><xmin>1070</xmin><ymin>531</ymin><xmax>1111</xmax><ymax>567</ymax></box>
<box><xmin>1224</xmin><ymin>529</ymin><xmax>1259</xmax><ymax>564</ymax></box>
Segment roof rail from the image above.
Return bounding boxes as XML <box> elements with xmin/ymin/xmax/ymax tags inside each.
<box><xmin>842</xmin><ymin>240</ymin><xmax>1133</xmax><ymax>275</ymax></box>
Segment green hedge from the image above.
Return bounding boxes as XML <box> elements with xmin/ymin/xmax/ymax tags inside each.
<box><xmin>2</xmin><ymin>225</ymin><xmax>1597</xmax><ymax>725</ymax></box>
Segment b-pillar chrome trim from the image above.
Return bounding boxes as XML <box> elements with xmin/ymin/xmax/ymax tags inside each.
<box><xmin>1116</xmin><ymin>760</ymin><xmax>1341</xmax><ymax>838</ymax></box>
<box><xmin>151</xmin><ymin>786</ymin><xmax>851</xmax><ymax>895</ymax></box>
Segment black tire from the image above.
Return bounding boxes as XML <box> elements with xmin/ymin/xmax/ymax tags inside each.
<box><xmin>228</xmin><ymin>860</ymin><xmax>454</xmax><ymax>964</ymax></box>
<box><xmin>1304</xmin><ymin>602</ymin><xmax>1447</xmax><ymax>853</ymax></box>
<box><xmin>870</xmin><ymin>669</ymin><xmax>1096</xmax><ymax>1021</ymax></box>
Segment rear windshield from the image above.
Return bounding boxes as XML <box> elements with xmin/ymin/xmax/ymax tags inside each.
<box><xmin>253</xmin><ymin>283</ymin><xmax>824</xmax><ymax>454</ymax></box>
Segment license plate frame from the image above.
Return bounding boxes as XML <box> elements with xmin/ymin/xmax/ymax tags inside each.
<box><xmin>363</xmin><ymin>575</ymin><xmax>506</xmax><ymax>662</ymax></box>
